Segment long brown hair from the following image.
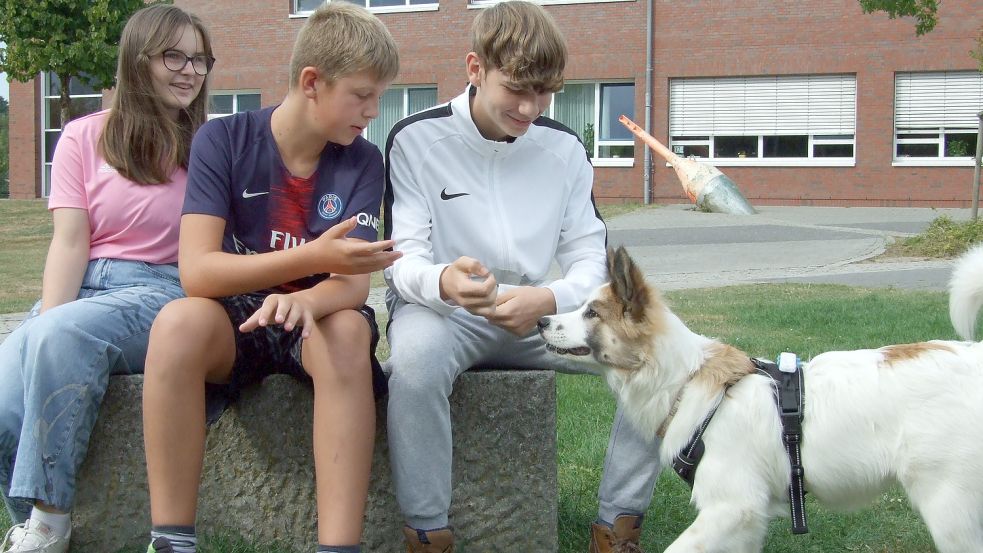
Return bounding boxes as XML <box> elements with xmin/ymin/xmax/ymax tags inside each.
<box><xmin>100</xmin><ymin>4</ymin><xmax>213</xmax><ymax>185</ymax></box>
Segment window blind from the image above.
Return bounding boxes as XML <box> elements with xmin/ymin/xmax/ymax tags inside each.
<box><xmin>669</xmin><ymin>74</ymin><xmax>857</xmax><ymax>136</ymax></box>
<box><xmin>895</xmin><ymin>71</ymin><xmax>983</xmax><ymax>130</ymax></box>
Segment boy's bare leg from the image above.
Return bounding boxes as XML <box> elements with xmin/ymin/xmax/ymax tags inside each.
<box><xmin>143</xmin><ymin>297</ymin><xmax>237</xmax><ymax>526</ymax></box>
<box><xmin>302</xmin><ymin>309</ymin><xmax>376</xmax><ymax>545</ymax></box>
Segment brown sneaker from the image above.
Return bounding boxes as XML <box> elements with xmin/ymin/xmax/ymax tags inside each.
<box><xmin>402</xmin><ymin>525</ymin><xmax>454</xmax><ymax>553</ymax></box>
<box><xmin>588</xmin><ymin>514</ymin><xmax>644</xmax><ymax>553</ymax></box>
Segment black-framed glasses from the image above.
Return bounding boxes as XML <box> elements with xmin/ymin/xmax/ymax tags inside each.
<box><xmin>161</xmin><ymin>49</ymin><xmax>215</xmax><ymax>76</ymax></box>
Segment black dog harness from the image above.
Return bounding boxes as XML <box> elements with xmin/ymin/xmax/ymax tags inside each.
<box><xmin>670</xmin><ymin>354</ymin><xmax>808</xmax><ymax>534</ymax></box>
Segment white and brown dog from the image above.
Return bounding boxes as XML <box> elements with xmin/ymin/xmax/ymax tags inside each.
<box><xmin>539</xmin><ymin>245</ymin><xmax>983</xmax><ymax>553</ymax></box>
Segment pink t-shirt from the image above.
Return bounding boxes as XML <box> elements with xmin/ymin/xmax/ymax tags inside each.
<box><xmin>47</xmin><ymin>110</ymin><xmax>187</xmax><ymax>264</ymax></box>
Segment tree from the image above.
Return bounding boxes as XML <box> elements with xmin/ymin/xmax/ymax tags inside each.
<box><xmin>0</xmin><ymin>0</ymin><xmax>149</xmax><ymax>127</ymax></box>
<box><xmin>858</xmin><ymin>0</ymin><xmax>940</xmax><ymax>35</ymax></box>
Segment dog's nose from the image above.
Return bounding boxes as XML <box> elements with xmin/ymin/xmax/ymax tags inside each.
<box><xmin>537</xmin><ymin>318</ymin><xmax>550</xmax><ymax>330</ymax></box>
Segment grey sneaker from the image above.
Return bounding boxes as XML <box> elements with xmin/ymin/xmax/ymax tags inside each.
<box><xmin>0</xmin><ymin>520</ymin><xmax>70</xmax><ymax>553</ymax></box>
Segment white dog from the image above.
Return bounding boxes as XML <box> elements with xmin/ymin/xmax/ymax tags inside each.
<box><xmin>539</xmin><ymin>245</ymin><xmax>983</xmax><ymax>553</ymax></box>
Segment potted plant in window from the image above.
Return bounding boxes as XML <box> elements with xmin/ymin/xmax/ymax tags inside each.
<box><xmin>583</xmin><ymin>123</ymin><xmax>594</xmax><ymax>159</ymax></box>
<box><xmin>948</xmin><ymin>140</ymin><xmax>970</xmax><ymax>157</ymax></box>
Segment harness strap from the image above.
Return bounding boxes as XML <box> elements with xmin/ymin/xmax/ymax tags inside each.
<box><xmin>669</xmin><ymin>356</ymin><xmax>808</xmax><ymax>535</ymax></box>
<box><xmin>754</xmin><ymin>358</ymin><xmax>808</xmax><ymax>534</ymax></box>
<box><xmin>670</xmin><ymin>402</ymin><xmax>719</xmax><ymax>488</ymax></box>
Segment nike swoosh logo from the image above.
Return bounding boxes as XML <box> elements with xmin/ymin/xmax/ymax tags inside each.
<box><xmin>242</xmin><ymin>190</ymin><xmax>269</xmax><ymax>199</ymax></box>
<box><xmin>440</xmin><ymin>188</ymin><xmax>470</xmax><ymax>200</ymax></box>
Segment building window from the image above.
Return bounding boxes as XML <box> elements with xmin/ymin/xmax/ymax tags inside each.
<box><xmin>208</xmin><ymin>91</ymin><xmax>261</xmax><ymax>120</ymax></box>
<box><xmin>550</xmin><ymin>81</ymin><xmax>635</xmax><ymax>165</ymax></box>
<box><xmin>363</xmin><ymin>86</ymin><xmax>438</xmax><ymax>151</ymax></box>
<box><xmin>41</xmin><ymin>73</ymin><xmax>103</xmax><ymax>197</ymax></box>
<box><xmin>468</xmin><ymin>0</ymin><xmax>633</xmax><ymax>6</ymax></box>
<box><xmin>669</xmin><ymin>74</ymin><xmax>857</xmax><ymax>166</ymax></box>
<box><xmin>295</xmin><ymin>0</ymin><xmax>438</xmax><ymax>15</ymax></box>
<box><xmin>894</xmin><ymin>71</ymin><xmax>983</xmax><ymax>165</ymax></box>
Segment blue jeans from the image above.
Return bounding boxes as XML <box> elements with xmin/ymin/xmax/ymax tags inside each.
<box><xmin>0</xmin><ymin>259</ymin><xmax>184</xmax><ymax>522</ymax></box>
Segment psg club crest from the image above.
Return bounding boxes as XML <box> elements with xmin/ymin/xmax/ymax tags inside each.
<box><xmin>317</xmin><ymin>193</ymin><xmax>344</xmax><ymax>220</ymax></box>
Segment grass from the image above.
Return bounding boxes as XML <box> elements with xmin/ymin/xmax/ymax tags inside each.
<box><xmin>0</xmin><ymin>200</ymin><xmax>50</xmax><ymax>313</ymax></box>
<box><xmin>885</xmin><ymin>215</ymin><xmax>983</xmax><ymax>259</ymax></box>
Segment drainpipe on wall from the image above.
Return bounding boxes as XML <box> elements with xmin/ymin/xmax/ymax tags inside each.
<box><xmin>643</xmin><ymin>0</ymin><xmax>654</xmax><ymax>204</ymax></box>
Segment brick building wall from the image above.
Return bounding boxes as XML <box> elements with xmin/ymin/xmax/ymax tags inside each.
<box><xmin>650</xmin><ymin>0</ymin><xmax>983</xmax><ymax>207</ymax></box>
<box><xmin>8</xmin><ymin>80</ymin><xmax>40</xmax><ymax>199</ymax></box>
<box><xmin>174</xmin><ymin>0</ymin><xmax>648</xmax><ymax>203</ymax></box>
<box><xmin>6</xmin><ymin>0</ymin><xmax>982</xmax><ymax>205</ymax></box>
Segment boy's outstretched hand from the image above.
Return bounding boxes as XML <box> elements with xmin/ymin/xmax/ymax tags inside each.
<box><xmin>439</xmin><ymin>256</ymin><xmax>498</xmax><ymax>317</ymax></box>
<box><xmin>239</xmin><ymin>292</ymin><xmax>316</xmax><ymax>339</ymax></box>
<box><xmin>312</xmin><ymin>216</ymin><xmax>402</xmax><ymax>274</ymax></box>
<box><xmin>486</xmin><ymin>286</ymin><xmax>557</xmax><ymax>336</ymax></box>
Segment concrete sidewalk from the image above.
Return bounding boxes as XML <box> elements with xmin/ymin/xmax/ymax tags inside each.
<box><xmin>1</xmin><ymin>204</ymin><xmax>971</xmax><ymax>343</ymax></box>
<box><xmin>606</xmin><ymin>204</ymin><xmax>965</xmax><ymax>292</ymax></box>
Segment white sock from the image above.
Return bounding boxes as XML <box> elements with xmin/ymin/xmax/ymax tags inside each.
<box><xmin>151</xmin><ymin>526</ymin><xmax>197</xmax><ymax>553</ymax></box>
<box><xmin>28</xmin><ymin>507</ymin><xmax>71</xmax><ymax>538</ymax></box>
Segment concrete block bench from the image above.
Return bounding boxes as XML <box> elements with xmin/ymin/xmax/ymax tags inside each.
<box><xmin>71</xmin><ymin>370</ymin><xmax>557</xmax><ymax>552</ymax></box>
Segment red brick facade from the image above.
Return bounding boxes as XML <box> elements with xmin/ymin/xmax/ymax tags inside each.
<box><xmin>6</xmin><ymin>0</ymin><xmax>983</xmax><ymax>206</ymax></box>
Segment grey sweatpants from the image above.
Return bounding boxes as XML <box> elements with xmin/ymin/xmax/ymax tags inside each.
<box><xmin>384</xmin><ymin>296</ymin><xmax>662</xmax><ymax>530</ymax></box>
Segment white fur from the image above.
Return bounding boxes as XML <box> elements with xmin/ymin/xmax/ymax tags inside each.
<box><xmin>540</xmin><ymin>249</ymin><xmax>983</xmax><ymax>553</ymax></box>
<box><xmin>950</xmin><ymin>243</ymin><xmax>983</xmax><ymax>340</ymax></box>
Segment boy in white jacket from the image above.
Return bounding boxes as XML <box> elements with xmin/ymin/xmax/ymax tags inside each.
<box><xmin>383</xmin><ymin>2</ymin><xmax>660</xmax><ymax>551</ymax></box>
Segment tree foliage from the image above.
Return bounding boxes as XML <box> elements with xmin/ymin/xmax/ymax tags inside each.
<box><xmin>0</xmin><ymin>0</ymin><xmax>149</xmax><ymax>126</ymax></box>
<box><xmin>858</xmin><ymin>0</ymin><xmax>940</xmax><ymax>35</ymax></box>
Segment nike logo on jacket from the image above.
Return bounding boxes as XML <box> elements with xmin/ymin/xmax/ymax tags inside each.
<box><xmin>440</xmin><ymin>188</ymin><xmax>469</xmax><ymax>200</ymax></box>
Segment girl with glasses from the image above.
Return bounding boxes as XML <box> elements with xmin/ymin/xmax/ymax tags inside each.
<box><xmin>0</xmin><ymin>5</ymin><xmax>213</xmax><ymax>553</ymax></box>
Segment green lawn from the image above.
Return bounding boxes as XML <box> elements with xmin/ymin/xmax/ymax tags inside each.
<box><xmin>0</xmin><ymin>199</ymin><xmax>50</xmax><ymax>313</ymax></box>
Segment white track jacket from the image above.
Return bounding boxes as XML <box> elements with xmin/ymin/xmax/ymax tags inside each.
<box><xmin>383</xmin><ymin>86</ymin><xmax>607</xmax><ymax>316</ymax></box>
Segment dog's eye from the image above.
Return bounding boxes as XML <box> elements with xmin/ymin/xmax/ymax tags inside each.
<box><xmin>584</xmin><ymin>307</ymin><xmax>599</xmax><ymax>319</ymax></box>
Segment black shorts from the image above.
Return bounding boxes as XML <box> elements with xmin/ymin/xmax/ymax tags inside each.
<box><xmin>204</xmin><ymin>293</ymin><xmax>386</xmax><ymax>423</ymax></box>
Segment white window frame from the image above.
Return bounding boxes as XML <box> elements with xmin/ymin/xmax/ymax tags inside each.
<box><xmin>208</xmin><ymin>90</ymin><xmax>262</xmax><ymax>120</ymax></box>
<box><xmin>291</xmin><ymin>0</ymin><xmax>438</xmax><ymax>17</ymax></box>
<box><xmin>40</xmin><ymin>73</ymin><xmax>103</xmax><ymax>197</ymax></box>
<box><xmin>468</xmin><ymin>0</ymin><xmax>633</xmax><ymax>8</ymax></box>
<box><xmin>548</xmin><ymin>80</ymin><xmax>635</xmax><ymax>168</ymax></box>
<box><xmin>893</xmin><ymin>71</ymin><xmax>982</xmax><ymax>167</ymax></box>
<box><xmin>668</xmin><ymin>74</ymin><xmax>857</xmax><ymax>167</ymax></box>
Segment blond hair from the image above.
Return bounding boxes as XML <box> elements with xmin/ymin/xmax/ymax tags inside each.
<box><xmin>100</xmin><ymin>4</ymin><xmax>212</xmax><ymax>185</ymax></box>
<box><xmin>471</xmin><ymin>0</ymin><xmax>567</xmax><ymax>92</ymax></box>
<box><xmin>289</xmin><ymin>2</ymin><xmax>399</xmax><ymax>88</ymax></box>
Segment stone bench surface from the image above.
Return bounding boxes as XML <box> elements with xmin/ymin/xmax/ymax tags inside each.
<box><xmin>72</xmin><ymin>371</ymin><xmax>557</xmax><ymax>553</ymax></box>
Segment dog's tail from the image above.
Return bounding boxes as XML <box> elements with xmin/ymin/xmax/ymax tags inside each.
<box><xmin>950</xmin><ymin>243</ymin><xmax>983</xmax><ymax>341</ymax></box>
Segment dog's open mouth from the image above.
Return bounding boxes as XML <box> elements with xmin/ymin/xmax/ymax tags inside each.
<box><xmin>545</xmin><ymin>343</ymin><xmax>591</xmax><ymax>356</ymax></box>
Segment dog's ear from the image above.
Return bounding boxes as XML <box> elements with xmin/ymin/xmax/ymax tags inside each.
<box><xmin>607</xmin><ymin>246</ymin><xmax>650</xmax><ymax>322</ymax></box>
